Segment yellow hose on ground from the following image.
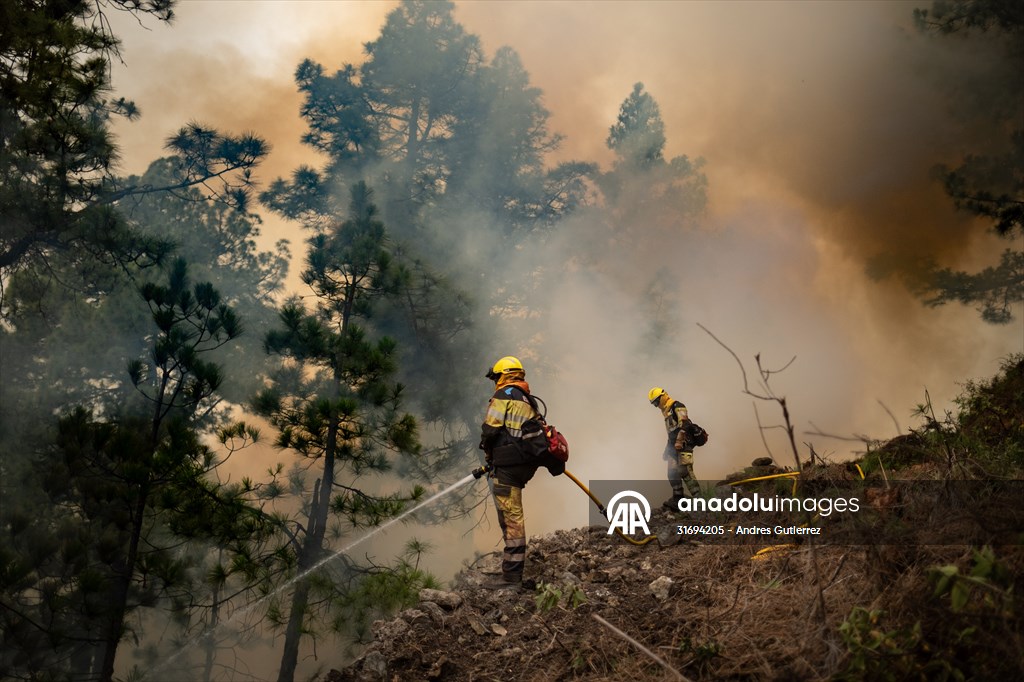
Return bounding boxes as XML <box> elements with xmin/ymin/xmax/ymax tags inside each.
<box><xmin>751</xmin><ymin>544</ymin><xmax>798</xmax><ymax>560</ymax></box>
<box><xmin>563</xmin><ymin>469</ymin><xmax>659</xmax><ymax>546</ymax></box>
<box><xmin>728</xmin><ymin>470</ymin><xmax>801</xmax><ymax>496</ymax></box>
<box><xmin>728</xmin><ymin>470</ymin><xmax>807</xmax><ymax>560</ymax></box>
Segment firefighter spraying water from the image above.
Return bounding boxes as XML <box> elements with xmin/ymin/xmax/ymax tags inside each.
<box><xmin>477</xmin><ymin>356</ymin><xmax>568</xmax><ymax>590</ymax></box>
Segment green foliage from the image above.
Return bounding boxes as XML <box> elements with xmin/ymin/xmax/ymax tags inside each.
<box><xmin>858</xmin><ymin>355</ymin><xmax>1024</xmax><ymax>476</ymax></box>
<box><xmin>909</xmin><ymin>0</ymin><xmax>1023</xmax><ymax>323</ymax></box>
<box><xmin>568</xmin><ymin>82</ymin><xmax>706</xmax><ymax>356</ymax></box>
<box><xmin>260</xmin><ymin>0</ymin><xmax>594</xmax><ymax>460</ymax></box>
<box><xmin>0</xmin><ymin>263</ymin><xmax>282</xmax><ymax>682</ymax></box>
<box><xmin>837</xmin><ymin>607</ymin><xmax>961</xmax><ymax>681</ymax></box>
<box><xmin>333</xmin><ymin>541</ymin><xmax>441</xmax><ymax>641</ymax></box>
<box><xmin>121</xmin><ymin>157</ymin><xmax>290</xmax><ymax>402</ymax></box>
<box><xmin>859</xmin><ymin>432</ymin><xmax>931</xmax><ymax>475</ymax></box>
<box><xmin>913</xmin><ymin>0</ymin><xmax>1024</xmax><ymax>37</ymax></box>
<box><xmin>256</xmin><ymin>183</ymin><xmax>425</xmax><ymax>681</ymax></box>
<box><xmin>677</xmin><ymin>635</ymin><xmax>724</xmax><ymax>673</ymax></box>
<box><xmin>0</xmin><ymin>0</ymin><xmax>269</xmax><ymax>318</ymax></box>
<box><xmin>923</xmin><ymin>246</ymin><xmax>1024</xmax><ymax>324</ymax></box>
<box><xmin>953</xmin><ymin>354</ymin><xmax>1024</xmax><ymax>468</ymax></box>
<box><xmin>910</xmin><ymin>359</ymin><xmax>1024</xmax><ymax>476</ymax></box>
<box><xmin>534</xmin><ymin>581</ymin><xmax>587</xmax><ymax>614</ymax></box>
<box><xmin>607</xmin><ymin>82</ymin><xmax>668</xmax><ymax>169</ymax></box>
<box><xmin>930</xmin><ymin>546</ymin><xmax>1015</xmax><ymax>615</ymax></box>
<box><xmin>597</xmin><ymin>82</ymin><xmax>707</xmax><ymax>219</ymax></box>
<box><xmin>839</xmin><ymin>546</ymin><xmax>1019</xmax><ymax>681</ymax></box>
<box><xmin>133</xmin><ymin>258</ymin><xmax>242</xmax><ymax>412</ymax></box>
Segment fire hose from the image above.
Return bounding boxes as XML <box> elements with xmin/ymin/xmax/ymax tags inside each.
<box><xmin>564</xmin><ymin>469</ymin><xmax>659</xmax><ymax>546</ymax></box>
<box><xmin>472</xmin><ymin>464</ymin><xmax>829</xmax><ymax>558</ymax></box>
<box><xmin>472</xmin><ymin>464</ymin><xmax>658</xmax><ymax>546</ymax></box>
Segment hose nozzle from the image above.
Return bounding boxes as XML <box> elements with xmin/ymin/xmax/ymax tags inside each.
<box><xmin>471</xmin><ymin>464</ymin><xmax>492</xmax><ymax>479</ymax></box>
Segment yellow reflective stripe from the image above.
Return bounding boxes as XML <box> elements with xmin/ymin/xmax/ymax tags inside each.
<box><xmin>661</xmin><ymin>401</ymin><xmax>689</xmax><ymax>432</ymax></box>
<box><xmin>674</xmin><ymin>404</ymin><xmax>689</xmax><ymax>423</ymax></box>
<box><xmin>503</xmin><ymin>400</ymin><xmax>534</xmax><ymax>437</ymax></box>
<box><xmin>484</xmin><ymin>401</ymin><xmax>507</xmax><ymax>428</ymax></box>
<box><xmin>484</xmin><ymin>398</ymin><xmax>536</xmax><ymax>437</ymax></box>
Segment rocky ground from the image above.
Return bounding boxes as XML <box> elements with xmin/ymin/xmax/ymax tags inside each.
<box><xmin>323</xmin><ymin>481</ymin><xmax>1022</xmax><ymax>681</ymax></box>
<box><xmin>320</xmin><ymin>356</ymin><xmax>1024</xmax><ymax>680</ymax></box>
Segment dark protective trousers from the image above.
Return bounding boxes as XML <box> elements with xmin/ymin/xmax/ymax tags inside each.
<box><xmin>491</xmin><ymin>482</ymin><xmax>526</xmax><ymax>582</ymax></box>
<box><xmin>664</xmin><ymin>441</ymin><xmax>700</xmax><ymax>498</ymax></box>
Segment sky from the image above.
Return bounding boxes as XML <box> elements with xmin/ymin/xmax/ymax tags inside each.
<box><xmin>97</xmin><ymin>0</ymin><xmax>1024</xmax><ymax>676</ymax></box>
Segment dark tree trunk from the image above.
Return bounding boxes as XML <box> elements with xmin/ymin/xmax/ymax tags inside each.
<box><xmin>277</xmin><ymin>421</ymin><xmax>337</xmax><ymax>682</ymax></box>
<box><xmin>97</xmin><ymin>486</ymin><xmax>149</xmax><ymax>682</ymax></box>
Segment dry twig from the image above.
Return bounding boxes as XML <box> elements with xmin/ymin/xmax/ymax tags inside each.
<box><xmin>592</xmin><ymin>613</ymin><xmax>691</xmax><ymax>681</ymax></box>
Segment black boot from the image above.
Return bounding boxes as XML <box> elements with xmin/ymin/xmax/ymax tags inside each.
<box><xmin>662</xmin><ymin>494</ymin><xmax>684</xmax><ymax>511</ymax></box>
<box><xmin>481</xmin><ymin>573</ymin><xmax>522</xmax><ymax>591</ymax></box>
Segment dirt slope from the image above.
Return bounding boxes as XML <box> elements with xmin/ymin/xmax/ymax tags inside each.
<box><xmin>326</xmin><ymin>357</ymin><xmax>1024</xmax><ymax>681</ymax></box>
<box><xmin>325</xmin><ymin>503</ymin><xmax>1021</xmax><ymax>681</ymax></box>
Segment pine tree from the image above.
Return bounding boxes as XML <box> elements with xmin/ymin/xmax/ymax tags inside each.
<box><xmin>0</xmin><ymin>0</ymin><xmax>267</xmax><ymax>316</ymax></box>
<box><xmin>259</xmin><ymin>0</ymin><xmax>595</xmax><ymax>468</ymax></box>
<box><xmin>599</xmin><ymin>82</ymin><xmax>707</xmax><ymax>223</ymax></box>
<box><xmin>911</xmin><ymin>0</ymin><xmax>1023</xmax><ymax>323</ymax></box>
<box><xmin>253</xmin><ymin>183</ymin><xmax>423</xmax><ymax>682</ymax></box>
<box><xmin>0</xmin><ymin>259</ymin><xmax>264</xmax><ymax>681</ymax></box>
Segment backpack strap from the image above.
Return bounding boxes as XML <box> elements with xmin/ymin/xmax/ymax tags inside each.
<box><xmin>523</xmin><ymin>392</ymin><xmax>548</xmax><ymax>422</ymax></box>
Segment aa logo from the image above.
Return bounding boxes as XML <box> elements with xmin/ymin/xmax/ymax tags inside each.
<box><xmin>606</xmin><ymin>490</ymin><xmax>652</xmax><ymax>536</ymax></box>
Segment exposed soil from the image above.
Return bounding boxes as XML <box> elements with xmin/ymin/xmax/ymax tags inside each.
<box><xmin>324</xmin><ymin>463</ymin><xmax>1024</xmax><ymax>681</ymax></box>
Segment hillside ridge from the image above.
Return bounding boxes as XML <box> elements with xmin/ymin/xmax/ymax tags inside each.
<box><xmin>326</xmin><ymin>357</ymin><xmax>1024</xmax><ymax>681</ymax></box>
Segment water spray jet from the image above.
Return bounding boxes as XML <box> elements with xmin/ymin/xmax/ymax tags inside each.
<box><xmin>145</xmin><ymin>472</ymin><xmax>479</xmax><ymax>679</ymax></box>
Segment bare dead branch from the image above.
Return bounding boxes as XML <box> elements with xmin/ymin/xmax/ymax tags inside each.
<box><xmin>758</xmin><ymin>353</ymin><xmax>797</xmax><ymax>382</ymax></box>
<box><xmin>696</xmin><ymin>323</ymin><xmax>770</xmax><ymax>400</ymax></box>
<box><xmin>877</xmin><ymin>400</ymin><xmax>902</xmax><ymax>435</ymax></box>
<box><xmin>805</xmin><ymin>423</ymin><xmax>869</xmax><ymax>443</ymax></box>
<box><xmin>751</xmin><ymin>402</ymin><xmax>777</xmax><ymax>461</ymax></box>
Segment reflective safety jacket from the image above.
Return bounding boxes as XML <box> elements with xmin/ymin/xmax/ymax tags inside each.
<box><xmin>660</xmin><ymin>398</ymin><xmax>689</xmax><ymax>437</ymax></box>
<box><xmin>482</xmin><ymin>379</ymin><xmax>537</xmax><ymax>443</ymax></box>
<box><xmin>660</xmin><ymin>397</ymin><xmax>693</xmax><ymax>454</ymax></box>
<box><xmin>480</xmin><ymin>376</ymin><xmax>564</xmax><ymax>487</ymax></box>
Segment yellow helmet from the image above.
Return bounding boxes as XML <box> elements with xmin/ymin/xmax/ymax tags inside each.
<box><xmin>648</xmin><ymin>386</ymin><xmax>667</xmax><ymax>405</ymax></box>
<box><xmin>486</xmin><ymin>356</ymin><xmax>524</xmax><ymax>381</ymax></box>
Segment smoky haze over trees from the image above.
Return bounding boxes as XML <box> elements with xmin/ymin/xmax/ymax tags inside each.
<box><xmin>260</xmin><ymin>0</ymin><xmax>595</xmax><ymax>469</ymax></box>
<box><xmin>1</xmin><ymin>0</ymin><xmax>1021</xmax><ymax>680</ymax></box>
<box><xmin>0</xmin><ymin>1</ymin><xmax>266</xmax><ymax>311</ymax></box>
<box><xmin>906</xmin><ymin>0</ymin><xmax>1024</xmax><ymax>323</ymax></box>
<box><xmin>1</xmin><ymin>260</ymin><xmax>279</xmax><ymax>682</ymax></box>
<box><xmin>1</xmin><ymin>2</ymin><xmax>283</xmax><ymax>680</ymax></box>
<box><xmin>253</xmin><ymin>182</ymin><xmax>426</xmax><ymax>682</ymax></box>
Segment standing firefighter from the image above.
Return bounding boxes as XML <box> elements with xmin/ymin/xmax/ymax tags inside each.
<box><xmin>480</xmin><ymin>356</ymin><xmax>565</xmax><ymax>589</ymax></box>
<box><xmin>649</xmin><ymin>386</ymin><xmax>706</xmax><ymax>509</ymax></box>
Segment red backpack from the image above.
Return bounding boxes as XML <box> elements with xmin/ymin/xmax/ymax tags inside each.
<box><xmin>543</xmin><ymin>423</ymin><xmax>569</xmax><ymax>461</ymax></box>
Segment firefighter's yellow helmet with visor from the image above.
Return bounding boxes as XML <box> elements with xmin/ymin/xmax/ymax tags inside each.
<box><xmin>486</xmin><ymin>356</ymin><xmax>524</xmax><ymax>381</ymax></box>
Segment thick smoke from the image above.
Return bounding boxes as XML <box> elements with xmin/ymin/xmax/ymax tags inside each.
<box><xmin>451</xmin><ymin>0</ymin><xmax>1022</xmax><ymax>530</ymax></box>
<box><xmin>104</xmin><ymin>0</ymin><xmax>1022</xmax><ymax>540</ymax></box>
